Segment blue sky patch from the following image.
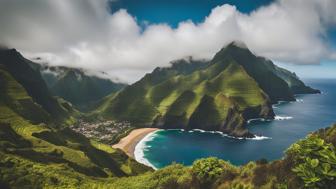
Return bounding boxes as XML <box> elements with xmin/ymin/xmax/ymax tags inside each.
<box><xmin>109</xmin><ymin>0</ymin><xmax>274</xmax><ymax>27</ymax></box>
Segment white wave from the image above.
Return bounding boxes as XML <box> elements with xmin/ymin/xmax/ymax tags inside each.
<box><xmin>274</xmin><ymin>116</ymin><xmax>293</xmax><ymax>120</ymax></box>
<box><xmin>219</xmin><ymin>133</ymin><xmax>271</xmax><ymax>140</ymax></box>
<box><xmin>190</xmin><ymin>129</ymin><xmax>271</xmax><ymax>140</ymax></box>
<box><xmin>193</xmin><ymin>129</ymin><xmax>206</xmax><ymax>133</ymax></box>
<box><xmin>249</xmin><ymin>135</ymin><xmax>272</xmax><ymax>140</ymax></box>
<box><xmin>247</xmin><ymin>118</ymin><xmax>267</xmax><ymax>124</ymax></box>
<box><xmin>134</xmin><ymin>130</ymin><xmax>160</xmax><ymax>170</ymax></box>
<box><xmin>219</xmin><ymin>133</ymin><xmax>244</xmax><ymax>140</ymax></box>
<box><xmin>190</xmin><ymin>129</ymin><xmax>222</xmax><ymax>134</ymax></box>
<box><xmin>296</xmin><ymin>99</ymin><xmax>303</xmax><ymax>103</ymax></box>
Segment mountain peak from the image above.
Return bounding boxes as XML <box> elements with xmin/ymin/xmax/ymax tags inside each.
<box><xmin>212</xmin><ymin>40</ymin><xmax>252</xmax><ymax>63</ymax></box>
<box><xmin>227</xmin><ymin>40</ymin><xmax>248</xmax><ymax>49</ymax></box>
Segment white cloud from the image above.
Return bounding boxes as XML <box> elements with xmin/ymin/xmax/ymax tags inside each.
<box><xmin>0</xmin><ymin>0</ymin><xmax>335</xmax><ymax>83</ymax></box>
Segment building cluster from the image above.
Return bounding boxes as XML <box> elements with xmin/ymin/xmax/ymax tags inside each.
<box><xmin>70</xmin><ymin>119</ymin><xmax>132</xmax><ymax>144</ymax></box>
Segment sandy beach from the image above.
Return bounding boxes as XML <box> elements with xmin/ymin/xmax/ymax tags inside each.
<box><xmin>112</xmin><ymin>128</ymin><xmax>159</xmax><ymax>158</ymax></box>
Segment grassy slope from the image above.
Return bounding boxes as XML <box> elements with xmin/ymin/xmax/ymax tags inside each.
<box><xmin>0</xmin><ymin>49</ymin><xmax>69</xmax><ymax>122</ymax></box>
<box><xmin>99</xmin><ymin>59</ymin><xmax>269</xmax><ymax>134</ymax></box>
<box><xmin>97</xmin><ymin>42</ymin><xmax>320</xmax><ymax>136</ymax></box>
<box><xmin>0</xmin><ymin>63</ymin><xmax>151</xmax><ymax>188</ymax></box>
<box><xmin>0</xmin><ymin>66</ymin><xmax>51</xmax><ymax>124</ymax></box>
<box><xmin>211</xmin><ymin>43</ymin><xmax>295</xmax><ymax>103</ymax></box>
<box><xmin>2</xmin><ymin>124</ymin><xmax>334</xmax><ymax>189</ymax></box>
<box><xmin>98</xmin><ymin>43</ymin><xmax>324</xmax><ymax>136</ymax></box>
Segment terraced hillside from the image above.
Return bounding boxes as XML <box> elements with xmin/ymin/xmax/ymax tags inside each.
<box><xmin>98</xmin><ymin>42</ymin><xmax>318</xmax><ymax>137</ymax></box>
<box><xmin>0</xmin><ymin>49</ymin><xmax>151</xmax><ymax>188</ymax></box>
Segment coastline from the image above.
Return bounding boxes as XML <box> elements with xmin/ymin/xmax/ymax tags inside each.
<box><xmin>112</xmin><ymin>127</ymin><xmax>272</xmax><ymax>170</ymax></box>
<box><xmin>112</xmin><ymin>128</ymin><xmax>159</xmax><ymax>158</ymax></box>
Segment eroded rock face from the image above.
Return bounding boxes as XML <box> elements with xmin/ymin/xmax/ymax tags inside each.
<box><xmin>219</xmin><ymin>106</ymin><xmax>247</xmax><ymax>137</ymax></box>
<box><xmin>242</xmin><ymin>103</ymin><xmax>275</xmax><ymax>121</ymax></box>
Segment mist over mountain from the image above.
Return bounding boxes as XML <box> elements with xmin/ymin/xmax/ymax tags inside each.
<box><xmin>29</xmin><ymin>62</ymin><xmax>127</xmax><ymax>111</ymax></box>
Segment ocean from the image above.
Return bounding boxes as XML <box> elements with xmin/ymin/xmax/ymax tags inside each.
<box><xmin>135</xmin><ymin>79</ymin><xmax>336</xmax><ymax>169</ymax></box>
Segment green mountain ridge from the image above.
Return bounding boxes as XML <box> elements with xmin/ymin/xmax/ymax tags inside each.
<box><xmin>97</xmin><ymin>41</ymin><xmax>319</xmax><ymax>137</ymax></box>
<box><xmin>0</xmin><ymin>49</ymin><xmax>71</xmax><ymax>123</ymax></box>
<box><xmin>211</xmin><ymin>42</ymin><xmax>319</xmax><ymax>101</ymax></box>
<box><xmin>29</xmin><ymin>62</ymin><xmax>127</xmax><ymax>111</ymax></box>
<box><xmin>0</xmin><ymin>48</ymin><xmax>152</xmax><ymax>188</ymax></box>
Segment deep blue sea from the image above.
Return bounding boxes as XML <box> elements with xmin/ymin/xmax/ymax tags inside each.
<box><xmin>135</xmin><ymin>79</ymin><xmax>336</xmax><ymax>169</ymax></box>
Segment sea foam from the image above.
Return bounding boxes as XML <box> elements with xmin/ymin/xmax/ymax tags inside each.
<box><xmin>134</xmin><ymin>130</ymin><xmax>160</xmax><ymax>170</ymax></box>
<box><xmin>250</xmin><ymin>135</ymin><xmax>272</xmax><ymax>140</ymax></box>
<box><xmin>247</xmin><ymin>115</ymin><xmax>293</xmax><ymax>123</ymax></box>
<box><xmin>247</xmin><ymin>118</ymin><xmax>269</xmax><ymax>124</ymax></box>
<box><xmin>188</xmin><ymin>129</ymin><xmax>271</xmax><ymax>140</ymax></box>
<box><xmin>220</xmin><ymin>133</ymin><xmax>271</xmax><ymax>140</ymax></box>
<box><xmin>296</xmin><ymin>99</ymin><xmax>304</xmax><ymax>103</ymax></box>
<box><xmin>274</xmin><ymin>116</ymin><xmax>293</xmax><ymax>120</ymax></box>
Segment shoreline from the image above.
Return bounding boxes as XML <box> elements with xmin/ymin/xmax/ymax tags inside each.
<box><xmin>112</xmin><ymin>127</ymin><xmax>272</xmax><ymax>169</ymax></box>
<box><xmin>112</xmin><ymin>128</ymin><xmax>159</xmax><ymax>158</ymax></box>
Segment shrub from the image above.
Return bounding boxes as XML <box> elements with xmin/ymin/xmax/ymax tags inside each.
<box><xmin>191</xmin><ymin>157</ymin><xmax>237</xmax><ymax>188</ymax></box>
<box><xmin>240</xmin><ymin>161</ymin><xmax>256</xmax><ymax>178</ymax></box>
<box><xmin>286</xmin><ymin>135</ymin><xmax>336</xmax><ymax>188</ymax></box>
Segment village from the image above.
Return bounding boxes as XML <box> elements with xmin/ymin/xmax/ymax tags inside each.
<box><xmin>70</xmin><ymin>119</ymin><xmax>133</xmax><ymax>144</ymax></box>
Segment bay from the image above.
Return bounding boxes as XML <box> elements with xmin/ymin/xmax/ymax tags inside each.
<box><xmin>137</xmin><ymin>79</ymin><xmax>336</xmax><ymax>169</ymax></box>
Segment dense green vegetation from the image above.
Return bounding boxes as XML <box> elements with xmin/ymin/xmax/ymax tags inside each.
<box><xmin>288</xmin><ymin>135</ymin><xmax>336</xmax><ymax>188</ymax></box>
<box><xmin>94</xmin><ymin>124</ymin><xmax>334</xmax><ymax>189</ymax></box>
<box><xmin>0</xmin><ymin>49</ymin><xmax>71</xmax><ymax>122</ymax></box>
<box><xmin>97</xmin><ymin>42</ymin><xmax>318</xmax><ymax>137</ymax></box>
<box><xmin>2</xmin><ymin>123</ymin><xmax>335</xmax><ymax>189</ymax></box>
<box><xmin>98</xmin><ymin>47</ymin><xmax>274</xmax><ymax>137</ymax></box>
<box><xmin>0</xmin><ymin>49</ymin><xmax>151</xmax><ymax>188</ymax></box>
<box><xmin>0</xmin><ymin>45</ymin><xmax>327</xmax><ymax>189</ymax></box>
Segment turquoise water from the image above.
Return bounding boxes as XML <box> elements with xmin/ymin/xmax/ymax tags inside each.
<box><xmin>139</xmin><ymin>79</ymin><xmax>336</xmax><ymax>169</ymax></box>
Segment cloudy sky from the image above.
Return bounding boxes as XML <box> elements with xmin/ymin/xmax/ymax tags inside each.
<box><xmin>0</xmin><ymin>0</ymin><xmax>335</xmax><ymax>83</ymax></box>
